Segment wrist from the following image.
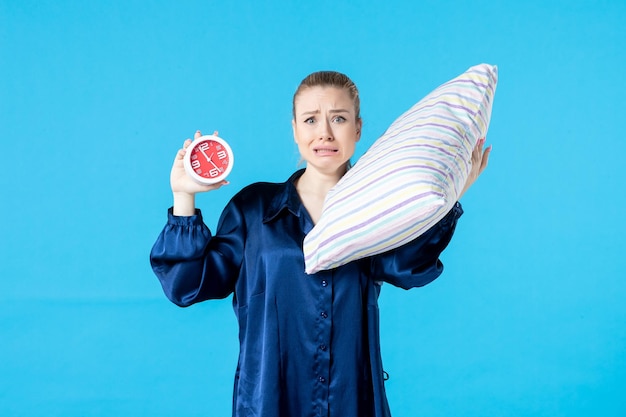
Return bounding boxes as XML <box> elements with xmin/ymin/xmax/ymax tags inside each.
<box><xmin>172</xmin><ymin>192</ymin><xmax>196</xmax><ymax>216</ymax></box>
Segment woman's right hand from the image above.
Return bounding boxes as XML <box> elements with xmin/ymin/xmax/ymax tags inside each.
<box><xmin>170</xmin><ymin>130</ymin><xmax>229</xmax><ymax>215</ymax></box>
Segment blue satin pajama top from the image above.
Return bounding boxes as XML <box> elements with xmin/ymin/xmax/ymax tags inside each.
<box><xmin>150</xmin><ymin>169</ymin><xmax>463</xmax><ymax>417</ymax></box>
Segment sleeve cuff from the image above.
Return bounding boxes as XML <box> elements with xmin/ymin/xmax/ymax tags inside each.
<box><xmin>439</xmin><ymin>201</ymin><xmax>463</xmax><ymax>227</ymax></box>
<box><xmin>166</xmin><ymin>207</ymin><xmax>204</xmax><ymax>226</ymax></box>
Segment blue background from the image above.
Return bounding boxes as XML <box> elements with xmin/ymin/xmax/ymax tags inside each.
<box><xmin>1</xmin><ymin>0</ymin><xmax>625</xmax><ymax>416</ymax></box>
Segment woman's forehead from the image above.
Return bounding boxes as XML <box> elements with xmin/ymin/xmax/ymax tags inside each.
<box><xmin>294</xmin><ymin>86</ymin><xmax>355</xmax><ymax>108</ymax></box>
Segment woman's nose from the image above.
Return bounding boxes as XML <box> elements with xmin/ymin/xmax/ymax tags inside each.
<box><xmin>318</xmin><ymin>120</ymin><xmax>334</xmax><ymax>141</ymax></box>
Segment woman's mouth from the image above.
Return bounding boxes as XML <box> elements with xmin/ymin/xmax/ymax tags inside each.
<box><xmin>314</xmin><ymin>147</ymin><xmax>338</xmax><ymax>155</ymax></box>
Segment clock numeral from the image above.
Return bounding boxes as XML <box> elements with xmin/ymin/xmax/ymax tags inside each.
<box><xmin>217</xmin><ymin>150</ymin><xmax>227</xmax><ymax>160</ymax></box>
<box><xmin>209</xmin><ymin>168</ymin><xmax>220</xmax><ymax>177</ymax></box>
<box><xmin>198</xmin><ymin>142</ymin><xmax>210</xmax><ymax>151</ymax></box>
<box><xmin>191</xmin><ymin>160</ymin><xmax>201</xmax><ymax>169</ymax></box>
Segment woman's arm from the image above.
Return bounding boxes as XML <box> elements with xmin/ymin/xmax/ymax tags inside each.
<box><xmin>150</xmin><ymin>199</ymin><xmax>245</xmax><ymax>306</ymax></box>
<box><xmin>149</xmin><ymin>131</ymin><xmax>241</xmax><ymax>306</ymax></box>
<box><xmin>370</xmin><ymin>202</ymin><xmax>463</xmax><ymax>289</ymax></box>
<box><xmin>371</xmin><ymin>137</ymin><xmax>490</xmax><ymax>288</ymax></box>
<box><xmin>170</xmin><ymin>130</ymin><xmax>229</xmax><ymax>216</ymax></box>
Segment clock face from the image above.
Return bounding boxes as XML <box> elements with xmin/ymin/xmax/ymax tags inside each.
<box><xmin>184</xmin><ymin>136</ymin><xmax>234</xmax><ymax>184</ymax></box>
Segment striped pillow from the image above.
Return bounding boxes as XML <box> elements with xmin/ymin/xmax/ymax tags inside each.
<box><xmin>303</xmin><ymin>64</ymin><xmax>498</xmax><ymax>274</ymax></box>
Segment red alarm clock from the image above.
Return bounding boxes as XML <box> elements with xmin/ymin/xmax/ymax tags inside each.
<box><xmin>183</xmin><ymin>135</ymin><xmax>234</xmax><ymax>185</ymax></box>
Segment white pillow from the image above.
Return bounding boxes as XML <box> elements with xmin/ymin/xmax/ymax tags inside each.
<box><xmin>303</xmin><ymin>63</ymin><xmax>498</xmax><ymax>274</ymax></box>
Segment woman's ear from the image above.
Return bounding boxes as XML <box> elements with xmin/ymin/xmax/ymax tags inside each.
<box><xmin>356</xmin><ymin>118</ymin><xmax>363</xmax><ymax>142</ymax></box>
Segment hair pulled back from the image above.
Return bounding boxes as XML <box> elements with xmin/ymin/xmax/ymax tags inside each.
<box><xmin>292</xmin><ymin>71</ymin><xmax>361</xmax><ymax>121</ymax></box>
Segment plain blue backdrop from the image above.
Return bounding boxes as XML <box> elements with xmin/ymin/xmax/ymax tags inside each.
<box><xmin>1</xmin><ymin>1</ymin><xmax>625</xmax><ymax>416</ymax></box>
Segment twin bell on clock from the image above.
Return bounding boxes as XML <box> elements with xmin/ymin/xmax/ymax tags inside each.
<box><xmin>183</xmin><ymin>135</ymin><xmax>234</xmax><ymax>185</ymax></box>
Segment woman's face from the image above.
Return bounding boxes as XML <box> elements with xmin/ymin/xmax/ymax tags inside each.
<box><xmin>292</xmin><ymin>86</ymin><xmax>362</xmax><ymax>175</ymax></box>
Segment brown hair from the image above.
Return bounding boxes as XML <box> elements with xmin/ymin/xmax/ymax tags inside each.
<box><xmin>292</xmin><ymin>71</ymin><xmax>361</xmax><ymax>121</ymax></box>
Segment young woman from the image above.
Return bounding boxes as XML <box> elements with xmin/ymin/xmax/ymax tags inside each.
<box><xmin>150</xmin><ymin>71</ymin><xmax>490</xmax><ymax>417</ymax></box>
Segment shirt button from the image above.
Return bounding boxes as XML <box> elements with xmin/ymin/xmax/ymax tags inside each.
<box><xmin>318</xmin><ymin>376</ymin><xmax>326</xmax><ymax>383</ymax></box>
<box><xmin>321</xmin><ymin>280</ymin><xmax>328</xmax><ymax>287</ymax></box>
<box><xmin>320</xmin><ymin>311</ymin><xmax>328</xmax><ymax>319</ymax></box>
<box><xmin>319</xmin><ymin>344</ymin><xmax>327</xmax><ymax>351</ymax></box>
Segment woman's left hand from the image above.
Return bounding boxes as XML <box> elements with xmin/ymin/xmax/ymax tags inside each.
<box><xmin>459</xmin><ymin>138</ymin><xmax>491</xmax><ymax>199</ymax></box>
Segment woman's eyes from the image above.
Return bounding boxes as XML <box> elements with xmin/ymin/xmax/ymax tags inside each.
<box><xmin>332</xmin><ymin>116</ymin><xmax>346</xmax><ymax>123</ymax></box>
<box><xmin>303</xmin><ymin>115</ymin><xmax>347</xmax><ymax>124</ymax></box>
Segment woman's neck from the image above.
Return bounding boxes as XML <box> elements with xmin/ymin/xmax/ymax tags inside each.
<box><xmin>297</xmin><ymin>165</ymin><xmax>345</xmax><ymax>197</ymax></box>
<box><xmin>295</xmin><ymin>165</ymin><xmax>347</xmax><ymax>224</ymax></box>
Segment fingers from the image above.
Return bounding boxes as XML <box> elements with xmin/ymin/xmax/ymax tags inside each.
<box><xmin>473</xmin><ymin>138</ymin><xmax>491</xmax><ymax>176</ymax></box>
<box><xmin>192</xmin><ymin>130</ymin><xmax>220</xmax><ymax>139</ymax></box>
<box><xmin>197</xmin><ymin>179</ymin><xmax>230</xmax><ymax>194</ymax></box>
<box><xmin>469</xmin><ymin>138</ymin><xmax>491</xmax><ymax>173</ymax></box>
<box><xmin>460</xmin><ymin>138</ymin><xmax>492</xmax><ymax>198</ymax></box>
<box><xmin>193</xmin><ymin>129</ymin><xmax>220</xmax><ymax>139</ymax></box>
<box><xmin>175</xmin><ymin>138</ymin><xmax>192</xmax><ymax>161</ymax></box>
<box><xmin>210</xmin><ymin>180</ymin><xmax>230</xmax><ymax>191</ymax></box>
<box><xmin>480</xmin><ymin>145</ymin><xmax>492</xmax><ymax>174</ymax></box>
<box><xmin>175</xmin><ymin>129</ymin><xmax>220</xmax><ymax>161</ymax></box>
<box><xmin>475</xmin><ymin>137</ymin><xmax>485</xmax><ymax>156</ymax></box>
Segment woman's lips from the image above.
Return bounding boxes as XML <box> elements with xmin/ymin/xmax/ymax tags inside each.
<box><xmin>314</xmin><ymin>147</ymin><xmax>338</xmax><ymax>154</ymax></box>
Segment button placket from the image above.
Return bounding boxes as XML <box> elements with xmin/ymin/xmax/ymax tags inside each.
<box><xmin>314</xmin><ymin>270</ymin><xmax>332</xmax><ymax>401</ymax></box>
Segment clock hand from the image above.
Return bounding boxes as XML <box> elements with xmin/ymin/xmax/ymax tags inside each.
<box><xmin>206</xmin><ymin>153</ymin><xmax>221</xmax><ymax>171</ymax></box>
<box><xmin>200</xmin><ymin>148</ymin><xmax>212</xmax><ymax>162</ymax></box>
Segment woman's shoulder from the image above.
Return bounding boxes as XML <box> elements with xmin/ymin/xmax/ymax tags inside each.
<box><xmin>225</xmin><ymin>170</ymin><xmax>303</xmax><ymax>218</ymax></box>
<box><xmin>233</xmin><ymin>170</ymin><xmax>301</xmax><ymax>201</ymax></box>
<box><xmin>235</xmin><ymin>180</ymin><xmax>286</xmax><ymax>201</ymax></box>
<box><xmin>227</xmin><ymin>175</ymin><xmax>293</xmax><ymax>211</ymax></box>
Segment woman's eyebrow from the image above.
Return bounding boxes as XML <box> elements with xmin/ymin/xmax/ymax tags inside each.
<box><xmin>300</xmin><ymin>108</ymin><xmax>350</xmax><ymax>116</ymax></box>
